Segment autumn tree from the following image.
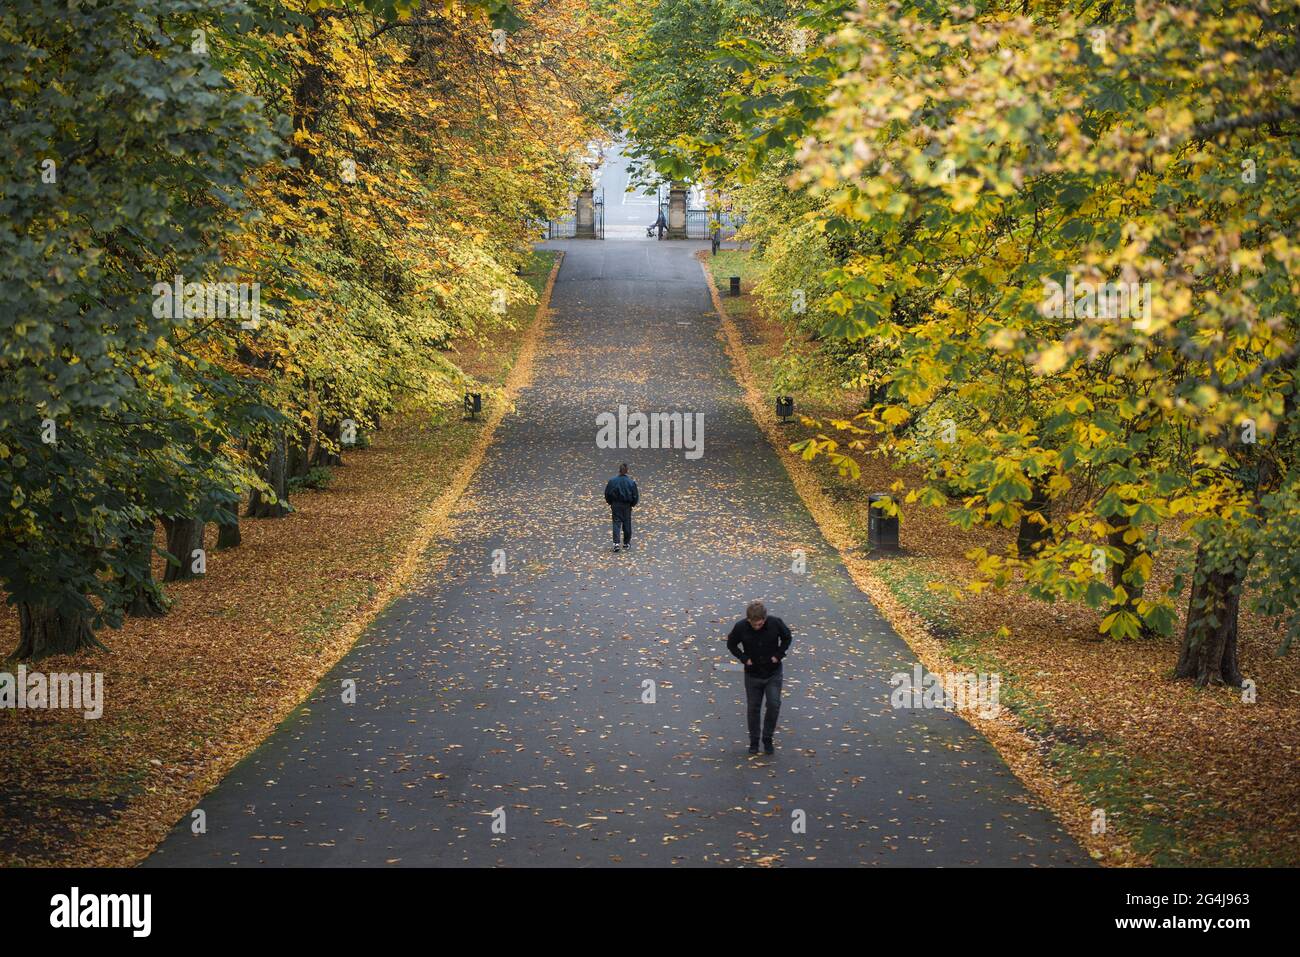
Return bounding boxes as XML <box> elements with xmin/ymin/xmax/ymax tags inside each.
<box><xmin>1</xmin><ymin>0</ymin><xmax>615</xmax><ymax>659</ymax></box>
<box><xmin>0</xmin><ymin>0</ymin><xmax>280</xmax><ymax>658</ymax></box>
<box><xmin>625</xmin><ymin>0</ymin><xmax>1299</xmax><ymax>683</ymax></box>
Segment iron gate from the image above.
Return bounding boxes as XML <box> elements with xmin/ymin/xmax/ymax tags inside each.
<box><xmin>546</xmin><ymin>188</ymin><xmax>604</xmax><ymax>239</ymax></box>
<box><xmin>657</xmin><ymin>202</ymin><xmax>741</xmax><ymax>239</ymax></box>
<box><xmin>547</xmin><ymin>213</ymin><xmax>576</xmax><ymax>239</ymax></box>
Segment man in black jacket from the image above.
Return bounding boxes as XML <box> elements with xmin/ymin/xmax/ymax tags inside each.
<box><xmin>603</xmin><ymin>463</ymin><xmax>639</xmax><ymax>552</ymax></box>
<box><xmin>726</xmin><ymin>601</ymin><xmax>793</xmax><ymax>755</ymax></box>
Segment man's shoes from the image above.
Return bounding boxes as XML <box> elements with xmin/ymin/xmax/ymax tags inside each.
<box><xmin>621</xmin><ymin>543</ymin><xmax>630</xmax><ymax>551</ymax></box>
<box><xmin>748</xmin><ymin>741</ymin><xmax>759</xmax><ymax>755</ymax></box>
<box><xmin>611</xmin><ymin>544</ymin><xmax>622</xmax><ymax>553</ymax></box>
<box><xmin>763</xmin><ymin>739</ymin><xmax>775</xmax><ymax>755</ymax></box>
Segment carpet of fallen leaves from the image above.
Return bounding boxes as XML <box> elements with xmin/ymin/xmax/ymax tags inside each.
<box><xmin>704</xmin><ymin>249</ymin><xmax>1300</xmax><ymax>867</ymax></box>
<box><xmin>0</xmin><ymin>252</ymin><xmax>560</xmax><ymax>867</ymax></box>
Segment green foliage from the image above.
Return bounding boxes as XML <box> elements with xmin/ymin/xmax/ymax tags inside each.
<box><xmin>288</xmin><ymin>465</ymin><xmax>334</xmax><ymax>493</ymax></box>
<box><xmin>633</xmin><ymin>0</ymin><xmax>1300</xmax><ymax>652</ymax></box>
<box><xmin>0</xmin><ymin>0</ymin><xmax>609</xmax><ymax>656</ymax></box>
<box><xmin>619</xmin><ymin>0</ymin><xmax>799</xmax><ymax>183</ymax></box>
<box><xmin>0</xmin><ymin>0</ymin><xmax>280</xmax><ymax>630</ymax></box>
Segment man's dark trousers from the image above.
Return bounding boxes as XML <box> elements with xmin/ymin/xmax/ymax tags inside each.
<box><xmin>611</xmin><ymin>502</ymin><xmax>632</xmax><ymax>546</ymax></box>
<box><xmin>744</xmin><ymin>667</ymin><xmax>782</xmax><ymax>745</ymax></box>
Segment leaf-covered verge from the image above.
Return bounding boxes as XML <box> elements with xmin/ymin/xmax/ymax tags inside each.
<box><xmin>708</xmin><ymin>248</ymin><xmax>1299</xmax><ymax>867</ymax></box>
<box><xmin>0</xmin><ymin>250</ymin><xmax>559</xmax><ymax>867</ymax></box>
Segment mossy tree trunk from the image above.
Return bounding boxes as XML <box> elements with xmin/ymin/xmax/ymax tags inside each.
<box><xmin>247</xmin><ymin>429</ymin><xmax>291</xmax><ymax>518</ymax></box>
<box><xmin>13</xmin><ymin>603</ymin><xmax>106</xmax><ymax>662</ymax></box>
<box><xmin>120</xmin><ymin>518</ymin><xmax>170</xmax><ymax>617</ymax></box>
<box><xmin>216</xmin><ymin>518</ymin><xmax>242</xmax><ymax>549</ymax></box>
<box><xmin>1174</xmin><ymin>548</ymin><xmax>1246</xmax><ymax>687</ymax></box>
<box><xmin>162</xmin><ymin>517</ymin><xmax>206</xmax><ymax>582</ymax></box>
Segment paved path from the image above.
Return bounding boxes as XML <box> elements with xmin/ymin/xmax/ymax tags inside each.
<box><xmin>148</xmin><ymin>239</ymin><xmax>1089</xmax><ymax>867</ymax></box>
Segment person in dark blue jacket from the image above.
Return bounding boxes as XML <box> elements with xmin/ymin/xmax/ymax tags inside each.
<box><xmin>603</xmin><ymin>463</ymin><xmax>639</xmax><ymax>551</ymax></box>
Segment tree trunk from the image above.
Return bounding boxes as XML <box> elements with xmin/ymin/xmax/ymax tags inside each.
<box><xmin>121</xmin><ymin>518</ymin><xmax>170</xmax><ymax>617</ymax></box>
<box><xmin>13</xmin><ymin>603</ymin><xmax>105</xmax><ymax>662</ymax></box>
<box><xmin>216</xmin><ymin>518</ymin><xmax>241</xmax><ymax>549</ymax></box>
<box><xmin>162</xmin><ymin>517</ymin><xmax>206</xmax><ymax>582</ymax></box>
<box><xmin>247</xmin><ymin>429</ymin><xmax>291</xmax><ymax>518</ymax></box>
<box><xmin>1015</xmin><ymin>480</ymin><xmax>1051</xmax><ymax>556</ymax></box>
<box><xmin>313</xmin><ymin>418</ymin><xmax>344</xmax><ymax>467</ymax></box>
<box><xmin>1107</xmin><ymin>511</ymin><xmax>1154</xmax><ymax>638</ymax></box>
<box><xmin>288</xmin><ymin>430</ymin><xmax>314</xmax><ymax>480</ymax></box>
<box><xmin>1175</xmin><ymin>548</ymin><xmax>1246</xmax><ymax>687</ymax></box>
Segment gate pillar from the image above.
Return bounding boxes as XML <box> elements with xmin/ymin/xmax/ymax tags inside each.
<box><xmin>575</xmin><ymin>188</ymin><xmax>596</xmax><ymax>238</ymax></box>
<box><xmin>665</xmin><ymin>181</ymin><xmax>688</xmax><ymax>239</ymax></box>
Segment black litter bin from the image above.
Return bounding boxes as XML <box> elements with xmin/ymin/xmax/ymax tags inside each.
<box><xmin>868</xmin><ymin>493</ymin><xmax>900</xmax><ymax>552</ymax></box>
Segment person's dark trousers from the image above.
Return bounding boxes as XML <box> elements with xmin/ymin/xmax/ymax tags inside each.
<box><xmin>744</xmin><ymin>668</ymin><xmax>782</xmax><ymax>745</ymax></box>
<box><xmin>611</xmin><ymin>503</ymin><xmax>632</xmax><ymax>546</ymax></box>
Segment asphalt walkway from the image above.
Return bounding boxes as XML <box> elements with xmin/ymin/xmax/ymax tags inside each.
<box><xmin>147</xmin><ymin>239</ymin><xmax>1088</xmax><ymax>866</ymax></box>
